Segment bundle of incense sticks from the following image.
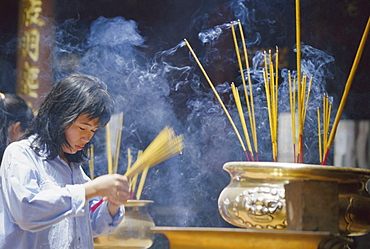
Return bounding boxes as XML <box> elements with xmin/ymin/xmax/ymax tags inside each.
<box><xmin>262</xmin><ymin>49</ymin><xmax>280</xmax><ymax>162</ymax></box>
<box><xmin>186</xmin><ymin>21</ymin><xmax>280</xmax><ymax>162</ymax></box>
<box><xmin>231</xmin><ymin>20</ymin><xmax>258</xmax><ymax>161</ymax></box>
<box><xmin>125</xmin><ymin>126</ymin><xmax>184</xmax><ymax>179</ymax></box>
<box><xmin>187</xmin><ymin>34</ymin><xmax>296</xmax><ymax>163</ymax></box>
<box><xmin>106</xmin><ymin>112</ymin><xmax>124</xmax><ymax>174</ymax></box>
<box><xmin>125</xmin><ymin>126</ymin><xmax>184</xmax><ymax>199</ymax></box>
<box><xmin>317</xmin><ymin>94</ymin><xmax>333</xmax><ymax>163</ymax></box>
<box><xmin>184</xmin><ymin>10</ymin><xmax>368</xmax><ymax>164</ymax></box>
<box><xmin>88</xmin><ymin>144</ymin><xmax>95</xmax><ymax>179</ymax></box>
<box><xmin>91</xmin><ymin>126</ymin><xmax>183</xmax><ymax>211</ymax></box>
<box><xmin>288</xmin><ymin>71</ymin><xmax>313</xmax><ymax>163</ymax></box>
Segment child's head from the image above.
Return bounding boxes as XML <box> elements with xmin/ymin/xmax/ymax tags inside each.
<box><xmin>28</xmin><ymin>73</ymin><xmax>114</xmax><ymax>161</ymax></box>
<box><xmin>0</xmin><ymin>93</ymin><xmax>34</xmax><ymax>160</ymax></box>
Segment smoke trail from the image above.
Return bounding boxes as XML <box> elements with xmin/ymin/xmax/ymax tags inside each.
<box><xmin>52</xmin><ymin>3</ymin><xmax>343</xmax><ymax>247</ymax></box>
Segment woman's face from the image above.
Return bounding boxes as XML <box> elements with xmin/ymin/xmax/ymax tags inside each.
<box><xmin>62</xmin><ymin>114</ymin><xmax>99</xmax><ymax>154</ymax></box>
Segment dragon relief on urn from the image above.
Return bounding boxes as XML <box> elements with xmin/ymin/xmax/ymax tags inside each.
<box><xmin>219</xmin><ymin>182</ymin><xmax>287</xmax><ymax>229</ymax></box>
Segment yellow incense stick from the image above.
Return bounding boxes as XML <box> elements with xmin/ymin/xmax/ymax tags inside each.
<box><xmin>295</xmin><ymin>0</ymin><xmax>302</xmax><ymax>98</ymax></box>
<box><xmin>263</xmin><ymin>69</ymin><xmax>275</xmax><ymax>161</ymax></box>
<box><xmin>275</xmin><ymin>46</ymin><xmax>279</xmax><ymax>109</ymax></box>
<box><xmin>300</xmin><ymin>75</ymin><xmax>307</xmax><ymax>120</ymax></box>
<box><xmin>292</xmin><ymin>76</ymin><xmax>297</xmax><ymax>160</ymax></box>
<box><xmin>303</xmin><ymin>76</ymin><xmax>313</xmax><ymax>122</ymax></box>
<box><xmin>184</xmin><ymin>39</ymin><xmax>247</xmax><ymax>154</ymax></box>
<box><xmin>288</xmin><ymin>71</ymin><xmax>296</xmax><ymax>158</ymax></box>
<box><xmin>324</xmin><ymin>17</ymin><xmax>370</xmax><ymax>160</ymax></box>
<box><xmin>130</xmin><ymin>172</ymin><xmax>138</xmax><ymax>194</ymax></box>
<box><xmin>266</xmin><ymin>50</ymin><xmax>278</xmax><ymax>161</ymax></box>
<box><xmin>327</xmin><ymin>102</ymin><xmax>332</xmax><ymax>141</ymax></box>
<box><xmin>323</xmin><ymin>95</ymin><xmax>328</xmax><ymax>152</ymax></box>
<box><xmin>264</xmin><ymin>51</ymin><xmax>269</xmax><ymax>78</ymax></box>
<box><xmin>274</xmin><ymin>48</ymin><xmax>279</xmax><ymax>141</ymax></box>
<box><xmin>106</xmin><ymin>123</ymin><xmax>113</xmax><ymax>174</ymax></box>
<box><xmin>88</xmin><ymin>144</ymin><xmax>95</xmax><ymax>179</ymax></box>
<box><xmin>270</xmin><ymin>61</ymin><xmax>278</xmax><ymax>140</ymax></box>
<box><xmin>237</xmin><ymin>20</ymin><xmax>258</xmax><ymax>156</ymax></box>
<box><xmin>295</xmin><ymin>0</ymin><xmax>303</xmax><ymax>162</ymax></box>
<box><xmin>136</xmin><ymin>166</ymin><xmax>149</xmax><ymax>200</ymax></box>
<box><xmin>231</xmin><ymin>83</ymin><xmax>253</xmax><ymax>158</ymax></box>
<box><xmin>231</xmin><ymin>23</ymin><xmax>254</xmax><ymax>159</ymax></box>
<box><xmin>296</xmin><ymin>76</ymin><xmax>302</xmax><ymax>160</ymax></box>
<box><xmin>231</xmin><ymin>23</ymin><xmax>253</xmax><ymax>128</ymax></box>
<box><xmin>113</xmin><ymin>112</ymin><xmax>124</xmax><ymax>174</ymax></box>
<box><xmin>326</xmin><ymin>95</ymin><xmax>330</xmax><ymax>145</ymax></box>
<box><xmin>269</xmin><ymin>60</ymin><xmax>276</xmax><ymax>127</ymax></box>
<box><xmin>293</xmin><ymin>79</ymin><xmax>298</xmax><ymax>160</ymax></box>
<box><xmin>124</xmin><ymin>126</ymin><xmax>183</xmax><ymax>178</ymax></box>
<box><xmin>231</xmin><ymin>23</ymin><xmax>246</xmax><ymax>86</ymax></box>
<box><xmin>297</xmin><ymin>75</ymin><xmax>305</xmax><ymax>163</ymax></box>
<box><xmin>127</xmin><ymin>148</ymin><xmax>132</xmax><ymax>171</ymax></box>
<box><xmin>317</xmin><ymin>108</ymin><xmax>322</xmax><ymax>163</ymax></box>
<box><xmin>231</xmin><ymin>23</ymin><xmax>253</xmax><ymax>121</ymax></box>
<box><xmin>129</xmin><ymin>150</ymin><xmax>142</xmax><ymax>194</ymax></box>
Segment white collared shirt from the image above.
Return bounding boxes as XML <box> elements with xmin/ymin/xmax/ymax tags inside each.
<box><xmin>0</xmin><ymin>136</ymin><xmax>124</xmax><ymax>249</ymax></box>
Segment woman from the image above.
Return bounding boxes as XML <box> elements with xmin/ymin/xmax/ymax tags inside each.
<box><xmin>0</xmin><ymin>73</ymin><xmax>130</xmax><ymax>249</ymax></box>
<box><xmin>0</xmin><ymin>93</ymin><xmax>34</xmax><ymax>161</ymax></box>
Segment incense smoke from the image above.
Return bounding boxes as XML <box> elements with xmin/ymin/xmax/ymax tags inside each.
<box><xmin>52</xmin><ymin>0</ymin><xmax>342</xmax><ymax>247</ymax></box>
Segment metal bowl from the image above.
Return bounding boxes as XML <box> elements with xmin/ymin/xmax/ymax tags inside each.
<box><xmin>218</xmin><ymin>161</ymin><xmax>370</xmax><ymax>236</ymax></box>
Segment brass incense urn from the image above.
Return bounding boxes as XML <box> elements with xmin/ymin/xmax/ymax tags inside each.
<box><xmin>94</xmin><ymin>200</ymin><xmax>155</xmax><ymax>249</ymax></box>
<box><xmin>218</xmin><ymin>161</ymin><xmax>370</xmax><ymax>236</ymax></box>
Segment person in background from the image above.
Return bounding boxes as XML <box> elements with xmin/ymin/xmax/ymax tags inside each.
<box><xmin>0</xmin><ymin>93</ymin><xmax>34</xmax><ymax>162</ymax></box>
<box><xmin>0</xmin><ymin>73</ymin><xmax>130</xmax><ymax>249</ymax></box>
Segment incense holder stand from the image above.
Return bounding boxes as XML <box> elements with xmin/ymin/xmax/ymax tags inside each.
<box><xmin>94</xmin><ymin>200</ymin><xmax>155</xmax><ymax>248</ymax></box>
<box><xmin>218</xmin><ymin>161</ymin><xmax>370</xmax><ymax>236</ymax></box>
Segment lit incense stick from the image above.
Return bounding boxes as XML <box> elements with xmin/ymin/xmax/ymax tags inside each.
<box><xmin>92</xmin><ymin>127</ymin><xmax>183</xmax><ymax>210</ymax></box>
<box><xmin>323</xmin><ymin>94</ymin><xmax>328</xmax><ymax>153</ymax></box>
<box><xmin>88</xmin><ymin>144</ymin><xmax>94</xmax><ymax>179</ymax></box>
<box><xmin>127</xmin><ymin>148</ymin><xmax>132</xmax><ymax>172</ymax></box>
<box><xmin>113</xmin><ymin>112</ymin><xmax>124</xmax><ymax>174</ymax></box>
<box><xmin>136</xmin><ymin>166</ymin><xmax>149</xmax><ymax>200</ymax></box>
<box><xmin>231</xmin><ymin>83</ymin><xmax>253</xmax><ymax>161</ymax></box>
<box><xmin>124</xmin><ymin>126</ymin><xmax>183</xmax><ymax>178</ymax></box>
<box><xmin>184</xmin><ymin>39</ymin><xmax>248</xmax><ymax>158</ymax></box>
<box><xmin>237</xmin><ymin>20</ymin><xmax>258</xmax><ymax>160</ymax></box>
<box><xmin>263</xmin><ymin>69</ymin><xmax>276</xmax><ymax>161</ymax></box>
<box><xmin>129</xmin><ymin>150</ymin><xmax>142</xmax><ymax>198</ymax></box>
<box><xmin>295</xmin><ymin>0</ymin><xmax>303</xmax><ymax>163</ymax></box>
<box><xmin>295</xmin><ymin>0</ymin><xmax>302</xmax><ymax>96</ymax></box>
<box><xmin>106</xmin><ymin>123</ymin><xmax>113</xmax><ymax>174</ymax></box>
<box><xmin>322</xmin><ymin>17</ymin><xmax>370</xmax><ymax>165</ymax></box>
<box><xmin>288</xmin><ymin>71</ymin><xmax>297</xmax><ymax>162</ymax></box>
<box><xmin>317</xmin><ymin>108</ymin><xmax>322</xmax><ymax>163</ymax></box>
<box><xmin>230</xmin><ymin>23</ymin><xmax>254</xmax><ymax>160</ymax></box>
<box><xmin>303</xmin><ymin>76</ymin><xmax>313</xmax><ymax>123</ymax></box>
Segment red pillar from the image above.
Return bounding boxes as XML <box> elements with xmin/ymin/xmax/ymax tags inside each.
<box><xmin>16</xmin><ymin>0</ymin><xmax>55</xmax><ymax>110</ymax></box>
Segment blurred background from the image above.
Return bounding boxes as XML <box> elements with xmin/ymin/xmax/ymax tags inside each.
<box><xmin>1</xmin><ymin>0</ymin><xmax>369</xmax><ymax>248</ymax></box>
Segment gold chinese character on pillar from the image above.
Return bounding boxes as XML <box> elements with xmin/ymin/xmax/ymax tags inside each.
<box><xmin>22</xmin><ymin>0</ymin><xmax>46</xmax><ymax>27</ymax></box>
<box><xmin>21</xmin><ymin>28</ymin><xmax>40</xmax><ymax>62</ymax></box>
<box><xmin>16</xmin><ymin>0</ymin><xmax>54</xmax><ymax>110</ymax></box>
<box><xmin>19</xmin><ymin>61</ymin><xmax>40</xmax><ymax>99</ymax></box>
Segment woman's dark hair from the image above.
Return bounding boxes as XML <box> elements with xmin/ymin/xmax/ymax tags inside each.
<box><xmin>0</xmin><ymin>93</ymin><xmax>34</xmax><ymax>161</ymax></box>
<box><xmin>25</xmin><ymin>73</ymin><xmax>114</xmax><ymax>162</ymax></box>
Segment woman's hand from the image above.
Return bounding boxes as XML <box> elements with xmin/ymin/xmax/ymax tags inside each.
<box><xmin>84</xmin><ymin>174</ymin><xmax>130</xmax><ymax>216</ymax></box>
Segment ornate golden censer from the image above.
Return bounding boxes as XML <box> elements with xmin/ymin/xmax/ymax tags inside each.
<box><xmin>94</xmin><ymin>200</ymin><xmax>155</xmax><ymax>249</ymax></box>
<box><xmin>218</xmin><ymin>161</ymin><xmax>370</xmax><ymax>236</ymax></box>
